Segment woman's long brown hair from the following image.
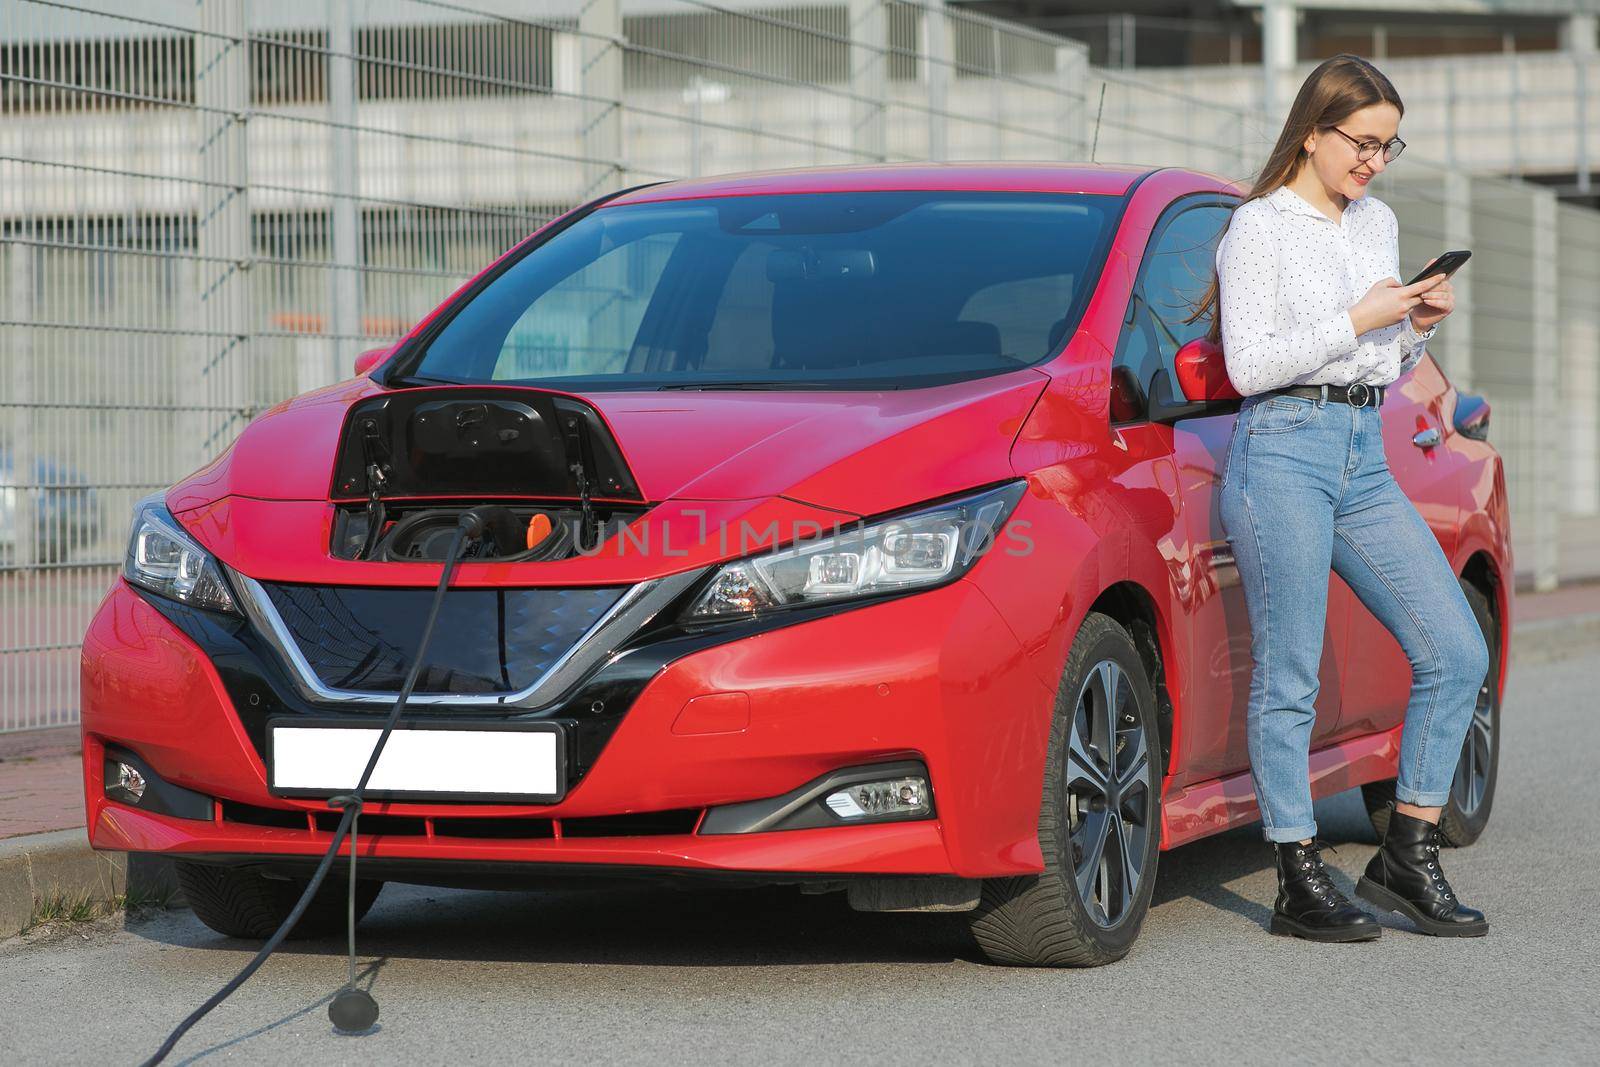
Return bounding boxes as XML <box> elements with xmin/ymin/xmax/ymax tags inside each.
<box><xmin>1187</xmin><ymin>54</ymin><xmax>1405</xmax><ymax>344</ymax></box>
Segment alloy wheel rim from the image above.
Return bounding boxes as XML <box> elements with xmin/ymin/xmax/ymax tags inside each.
<box><xmin>1451</xmin><ymin>674</ymin><xmax>1495</xmax><ymax>818</ymax></box>
<box><xmin>1064</xmin><ymin>658</ymin><xmax>1153</xmax><ymax>929</ymax></box>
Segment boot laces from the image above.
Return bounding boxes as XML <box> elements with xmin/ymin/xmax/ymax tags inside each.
<box><xmin>1422</xmin><ymin>826</ymin><xmax>1455</xmax><ymax>901</ymax></box>
<box><xmin>1294</xmin><ymin>838</ymin><xmax>1345</xmax><ymax>906</ymax></box>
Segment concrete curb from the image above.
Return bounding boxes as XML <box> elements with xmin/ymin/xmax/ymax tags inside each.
<box><xmin>0</xmin><ymin>829</ymin><xmax>118</xmax><ymax>938</ymax></box>
<box><xmin>0</xmin><ymin>829</ymin><xmax>178</xmax><ymax>940</ymax></box>
<box><xmin>1510</xmin><ymin>610</ymin><xmax>1600</xmax><ymax>665</ymax></box>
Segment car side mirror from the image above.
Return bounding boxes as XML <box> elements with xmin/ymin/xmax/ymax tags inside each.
<box><xmin>1173</xmin><ymin>337</ymin><xmax>1240</xmax><ymax>404</ymax></box>
<box><xmin>1146</xmin><ymin>338</ymin><xmax>1242</xmax><ymax>424</ymax></box>
<box><xmin>354</xmin><ymin>347</ymin><xmax>392</xmax><ymax>376</ymax></box>
<box><xmin>1454</xmin><ymin>392</ymin><xmax>1491</xmax><ymax>440</ymax></box>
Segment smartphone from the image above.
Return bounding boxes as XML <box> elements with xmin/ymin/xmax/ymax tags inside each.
<box><xmin>1405</xmin><ymin>249</ymin><xmax>1471</xmax><ymax>287</ymax></box>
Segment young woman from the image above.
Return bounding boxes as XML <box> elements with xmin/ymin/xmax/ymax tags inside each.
<box><xmin>1195</xmin><ymin>54</ymin><xmax>1492</xmax><ymax>942</ymax></box>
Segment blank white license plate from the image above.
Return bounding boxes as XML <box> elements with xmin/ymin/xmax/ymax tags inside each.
<box><xmin>267</xmin><ymin>722</ymin><xmax>564</xmax><ymax>802</ymax></box>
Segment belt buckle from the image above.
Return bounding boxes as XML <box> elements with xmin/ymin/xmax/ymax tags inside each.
<box><xmin>1347</xmin><ymin>382</ymin><xmax>1371</xmax><ymax>407</ymax></box>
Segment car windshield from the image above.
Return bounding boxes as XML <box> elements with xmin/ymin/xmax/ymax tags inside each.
<box><xmin>400</xmin><ymin>190</ymin><xmax>1120</xmax><ymax>391</ymax></box>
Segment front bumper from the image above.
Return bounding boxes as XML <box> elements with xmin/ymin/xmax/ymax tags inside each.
<box><xmin>81</xmin><ymin>567</ymin><xmax>1055</xmax><ymax>879</ymax></box>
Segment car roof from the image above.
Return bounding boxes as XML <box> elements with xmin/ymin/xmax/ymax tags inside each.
<box><xmin>604</xmin><ymin>161</ymin><xmax>1218</xmax><ymax>205</ymax></box>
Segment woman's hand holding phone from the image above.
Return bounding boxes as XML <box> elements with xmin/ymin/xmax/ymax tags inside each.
<box><xmin>1406</xmin><ymin>256</ymin><xmax>1456</xmax><ymax>331</ymax></box>
<box><xmin>1348</xmin><ymin>274</ymin><xmax>1446</xmax><ymax>335</ymax></box>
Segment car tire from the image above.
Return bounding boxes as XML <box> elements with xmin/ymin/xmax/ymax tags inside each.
<box><xmin>175</xmin><ymin>861</ymin><xmax>384</xmax><ymax>940</ymax></box>
<box><xmin>1361</xmin><ymin>579</ymin><xmax>1500</xmax><ymax>848</ymax></box>
<box><xmin>968</xmin><ymin>611</ymin><xmax>1162</xmax><ymax>966</ymax></box>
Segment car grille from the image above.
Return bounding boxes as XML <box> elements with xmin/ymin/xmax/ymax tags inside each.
<box><xmin>257</xmin><ymin>583</ymin><xmax>628</xmax><ymax>695</ymax></box>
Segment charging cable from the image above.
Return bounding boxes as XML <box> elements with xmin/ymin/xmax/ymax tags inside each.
<box><xmin>142</xmin><ymin>514</ymin><xmax>485</xmax><ymax>1065</ymax></box>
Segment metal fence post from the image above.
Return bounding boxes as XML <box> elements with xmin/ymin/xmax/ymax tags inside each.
<box><xmin>579</xmin><ymin>0</ymin><xmax>624</xmax><ymax>198</ymax></box>
<box><xmin>195</xmin><ymin>0</ymin><xmax>253</xmax><ymax>469</ymax></box>
<box><xmin>6</xmin><ymin>242</ymin><xmax>37</xmax><ymax>568</ymax></box>
<box><xmin>328</xmin><ymin>0</ymin><xmax>362</xmax><ymax>385</ymax></box>
<box><xmin>1532</xmin><ymin>188</ymin><xmax>1560</xmax><ymax>591</ymax></box>
<box><xmin>848</xmin><ymin>0</ymin><xmax>887</xmax><ymax>162</ymax></box>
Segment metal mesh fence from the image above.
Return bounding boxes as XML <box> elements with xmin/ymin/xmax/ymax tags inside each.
<box><xmin>0</xmin><ymin>0</ymin><xmax>1595</xmax><ymax>731</ymax></box>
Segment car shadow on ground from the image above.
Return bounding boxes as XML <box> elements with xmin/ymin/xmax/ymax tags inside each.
<box><xmin>131</xmin><ymin>880</ymin><xmax>987</xmax><ymax>968</ymax></box>
<box><xmin>129</xmin><ymin>787</ymin><xmax>1385</xmax><ymax>971</ymax></box>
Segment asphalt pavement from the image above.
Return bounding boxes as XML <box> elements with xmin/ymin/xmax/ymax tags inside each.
<box><xmin>2</xmin><ymin>652</ymin><xmax>1595</xmax><ymax>1066</ymax></box>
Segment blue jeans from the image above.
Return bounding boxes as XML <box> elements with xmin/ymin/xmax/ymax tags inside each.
<box><xmin>1218</xmin><ymin>388</ymin><xmax>1490</xmax><ymax>843</ymax></box>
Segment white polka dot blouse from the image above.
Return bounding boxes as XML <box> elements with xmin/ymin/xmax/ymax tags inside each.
<box><xmin>1214</xmin><ymin>184</ymin><xmax>1437</xmax><ymax>396</ymax></box>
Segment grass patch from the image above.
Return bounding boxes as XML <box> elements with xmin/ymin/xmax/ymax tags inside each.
<box><xmin>23</xmin><ymin>881</ymin><xmax>178</xmax><ymax>934</ymax></box>
<box><xmin>28</xmin><ymin>890</ymin><xmax>101</xmax><ymax>928</ymax></box>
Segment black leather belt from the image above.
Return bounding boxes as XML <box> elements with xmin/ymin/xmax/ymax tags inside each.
<box><xmin>1272</xmin><ymin>382</ymin><xmax>1386</xmax><ymax>408</ymax></box>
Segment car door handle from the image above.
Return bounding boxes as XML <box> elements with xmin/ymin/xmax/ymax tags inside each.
<box><xmin>1412</xmin><ymin>426</ymin><xmax>1441</xmax><ymax>449</ymax></box>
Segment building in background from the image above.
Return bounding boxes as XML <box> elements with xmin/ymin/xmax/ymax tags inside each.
<box><xmin>967</xmin><ymin>0</ymin><xmax>1600</xmax><ymax>204</ymax></box>
<box><xmin>969</xmin><ymin>0</ymin><xmax>1596</xmax><ymax>66</ymax></box>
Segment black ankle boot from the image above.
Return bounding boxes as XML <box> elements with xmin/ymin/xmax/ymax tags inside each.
<box><xmin>1356</xmin><ymin>807</ymin><xmax>1487</xmax><ymax>936</ymax></box>
<box><xmin>1269</xmin><ymin>839</ymin><xmax>1380</xmax><ymax>942</ymax></box>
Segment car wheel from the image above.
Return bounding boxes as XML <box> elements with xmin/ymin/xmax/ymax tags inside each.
<box><xmin>1361</xmin><ymin>579</ymin><xmax>1500</xmax><ymax>847</ymax></box>
<box><xmin>968</xmin><ymin>612</ymin><xmax>1162</xmax><ymax>966</ymax></box>
<box><xmin>175</xmin><ymin>861</ymin><xmax>384</xmax><ymax>940</ymax></box>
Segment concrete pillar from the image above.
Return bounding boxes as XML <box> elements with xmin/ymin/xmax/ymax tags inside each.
<box><xmin>552</xmin><ymin>32</ymin><xmax>580</xmax><ymax>97</ymax></box>
<box><xmin>1444</xmin><ymin>64</ymin><xmax>1458</xmax><ymax>170</ymax></box>
<box><xmin>194</xmin><ymin>0</ymin><xmax>252</xmax><ymax>465</ymax></box>
<box><xmin>1261</xmin><ymin>0</ymin><xmax>1297</xmax><ymax>118</ymax></box>
<box><xmin>1577</xmin><ymin>51</ymin><xmax>1592</xmax><ymax>195</ymax></box>
<box><xmin>1440</xmin><ymin>170</ymin><xmax>1473</xmax><ymax>393</ymax></box>
<box><xmin>989</xmin><ymin>25</ymin><xmax>1003</xmax><ymax>159</ymax></box>
<box><xmin>578</xmin><ymin>0</ymin><xmax>624</xmax><ymax>200</ymax></box>
<box><xmin>687</xmin><ymin>77</ymin><xmax>704</xmax><ymax>178</ymax></box>
<box><xmin>1560</xmin><ymin>14</ymin><xmax>1597</xmax><ymax>53</ymax></box>
<box><xmin>328</xmin><ymin>0</ymin><xmax>362</xmax><ymax>387</ymax></box>
<box><xmin>1508</xmin><ymin>50</ymin><xmax>1523</xmax><ymax>177</ymax></box>
<box><xmin>848</xmin><ymin>0</ymin><xmax>888</xmax><ymax>162</ymax></box>
<box><xmin>1531</xmin><ymin>188</ymin><xmax>1560</xmax><ymax>591</ymax></box>
<box><xmin>1117</xmin><ymin>14</ymin><xmax>1137</xmax><ymax>70</ymax></box>
<box><xmin>922</xmin><ymin>1</ymin><xmax>951</xmax><ymax>161</ymax></box>
<box><xmin>1559</xmin><ymin>206</ymin><xmax>1600</xmax><ymax>516</ymax></box>
<box><xmin>1055</xmin><ymin>43</ymin><xmax>1089</xmax><ymax>159</ymax></box>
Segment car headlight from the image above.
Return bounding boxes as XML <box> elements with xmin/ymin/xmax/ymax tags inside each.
<box><xmin>683</xmin><ymin>480</ymin><xmax>1028</xmax><ymax>619</ymax></box>
<box><xmin>123</xmin><ymin>495</ymin><xmax>238</xmax><ymax>614</ymax></box>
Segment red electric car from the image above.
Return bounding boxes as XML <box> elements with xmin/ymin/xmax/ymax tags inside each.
<box><xmin>81</xmin><ymin>163</ymin><xmax>1511</xmax><ymax>966</ymax></box>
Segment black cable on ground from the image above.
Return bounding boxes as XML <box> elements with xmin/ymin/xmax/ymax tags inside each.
<box><xmin>140</xmin><ymin>520</ymin><xmax>476</xmax><ymax>1066</ymax></box>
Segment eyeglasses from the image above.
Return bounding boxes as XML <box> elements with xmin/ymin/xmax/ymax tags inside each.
<box><xmin>1327</xmin><ymin>125</ymin><xmax>1405</xmax><ymax>164</ymax></box>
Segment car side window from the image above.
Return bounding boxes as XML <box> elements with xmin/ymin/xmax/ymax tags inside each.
<box><xmin>1112</xmin><ymin>201</ymin><xmax>1234</xmax><ymax>418</ymax></box>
